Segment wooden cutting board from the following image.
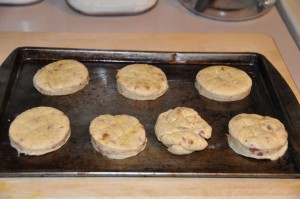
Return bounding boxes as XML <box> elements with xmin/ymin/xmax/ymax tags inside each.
<box><xmin>0</xmin><ymin>32</ymin><xmax>299</xmax><ymax>199</ymax></box>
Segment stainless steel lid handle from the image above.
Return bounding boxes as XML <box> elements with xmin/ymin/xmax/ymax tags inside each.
<box><xmin>194</xmin><ymin>0</ymin><xmax>213</xmax><ymax>12</ymax></box>
<box><xmin>257</xmin><ymin>0</ymin><xmax>277</xmax><ymax>10</ymax></box>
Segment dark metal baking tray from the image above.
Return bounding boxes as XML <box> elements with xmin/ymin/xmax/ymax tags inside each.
<box><xmin>0</xmin><ymin>47</ymin><xmax>299</xmax><ymax>178</ymax></box>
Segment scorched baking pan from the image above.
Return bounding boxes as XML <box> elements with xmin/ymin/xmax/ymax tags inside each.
<box><xmin>0</xmin><ymin>47</ymin><xmax>299</xmax><ymax>178</ymax></box>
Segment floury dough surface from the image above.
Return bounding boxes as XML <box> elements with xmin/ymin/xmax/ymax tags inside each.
<box><xmin>195</xmin><ymin>65</ymin><xmax>252</xmax><ymax>101</ymax></box>
<box><xmin>89</xmin><ymin>114</ymin><xmax>147</xmax><ymax>159</ymax></box>
<box><xmin>228</xmin><ymin>113</ymin><xmax>288</xmax><ymax>160</ymax></box>
<box><xmin>33</xmin><ymin>59</ymin><xmax>89</xmax><ymax>96</ymax></box>
<box><xmin>116</xmin><ymin>64</ymin><xmax>168</xmax><ymax>100</ymax></box>
<box><xmin>155</xmin><ymin>107</ymin><xmax>212</xmax><ymax>155</ymax></box>
<box><xmin>9</xmin><ymin>106</ymin><xmax>71</xmax><ymax>156</ymax></box>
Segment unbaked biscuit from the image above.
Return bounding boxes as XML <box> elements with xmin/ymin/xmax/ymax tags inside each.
<box><xmin>195</xmin><ymin>65</ymin><xmax>252</xmax><ymax>101</ymax></box>
<box><xmin>9</xmin><ymin>106</ymin><xmax>71</xmax><ymax>156</ymax></box>
<box><xmin>155</xmin><ymin>107</ymin><xmax>212</xmax><ymax>155</ymax></box>
<box><xmin>33</xmin><ymin>60</ymin><xmax>89</xmax><ymax>96</ymax></box>
<box><xmin>228</xmin><ymin>113</ymin><xmax>288</xmax><ymax>160</ymax></box>
<box><xmin>89</xmin><ymin>114</ymin><xmax>147</xmax><ymax>159</ymax></box>
<box><xmin>116</xmin><ymin>64</ymin><xmax>168</xmax><ymax>100</ymax></box>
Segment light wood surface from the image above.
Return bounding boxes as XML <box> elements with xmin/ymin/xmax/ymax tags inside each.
<box><xmin>1</xmin><ymin>177</ymin><xmax>300</xmax><ymax>199</ymax></box>
<box><xmin>0</xmin><ymin>32</ymin><xmax>299</xmax><ymax>198</ymax></box>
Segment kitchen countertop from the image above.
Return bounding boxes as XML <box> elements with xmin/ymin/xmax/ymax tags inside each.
<box><xmin>0</xmin><ymin>1</ymin><xmax>300</xmax><ymax>199</ymax></box>
<box><xmin>277</xmin><ymin>0</ymin><xmax>300</xmax><ymax>50</ymax></box>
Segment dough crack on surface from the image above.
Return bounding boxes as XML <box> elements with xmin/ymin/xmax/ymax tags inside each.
<box><xmin>155</xmin><ymin>107</ymin><xmax>212</xmax><ymax>155</ymax></box>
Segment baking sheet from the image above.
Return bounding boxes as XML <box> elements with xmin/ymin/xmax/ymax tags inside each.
<box><xmin>0</xmin><ymin>47</ymin><xmax>299</xmax><ymax>178</ymax></box>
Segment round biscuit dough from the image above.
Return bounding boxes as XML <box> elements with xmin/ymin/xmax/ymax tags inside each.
<box><xmin>33</xmin><ymin>60</ymin><xmax>89</xmax><ymax>96</ymax></box>
<box><xmin>9</xmin><ymin>106</ymin><xmax>71</xmax><ymax>156</ymax></box>
<box><xmin>116</xmin><ymin>64</ymin><xmax>168</xmax><ymax>100</ymax></box>
<box><xmin>155</xmin><ymin>107</ymin><xmax>212</xmax><ymax>155</ymax></box>
<box><xmin>89</xmin><ymin>114</ymin><xmax>147</xmax><ymax>159</ymax></box>
<box><xmin>195</xmin><ymin>65</ymin><xmax>252</xmax><ymax>101</ymax></box>
<box><xmin>228</xmin><ymin>113</ymin><xmax>288</xmax><ymax>160</ymax></box>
